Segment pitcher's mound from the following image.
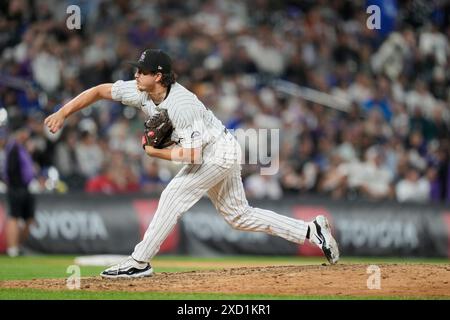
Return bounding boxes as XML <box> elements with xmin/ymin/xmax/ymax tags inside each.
<box><xmin>1</xmin><ymin>264</ymin><xmax>449</xmax><ymax>297</ymax></box>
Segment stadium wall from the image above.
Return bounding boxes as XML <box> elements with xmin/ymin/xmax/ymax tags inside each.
<box><xmin>0</xmin><ymin>194</ymin><xmax>449</xmax><ymax>258</ymax></box>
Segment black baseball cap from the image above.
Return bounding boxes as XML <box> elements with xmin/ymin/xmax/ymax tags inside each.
<box><xmin>128</xmin><ymin>49</ymin><xmax>172</xmax><ymax>73</ymax></box>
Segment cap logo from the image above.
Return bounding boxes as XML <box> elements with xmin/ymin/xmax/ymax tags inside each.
<box><xmin>139</xmin><ymin>51</ymin><xmax>147</xmax><ymax>62</ymax></box>
<box><xmin>157</xmin><ymin>65</ymin><xmax>162</xmax><ymax>70</ymax></box>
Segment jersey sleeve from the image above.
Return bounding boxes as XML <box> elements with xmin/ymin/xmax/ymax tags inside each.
<box><xmin>170</xmin><ymin>104</ymin><xmax>204</xmax><ymax>149</ymax></box>
<box><xmin>111</xmin><ymin>80</ymin><xmax>144</xmax><ymax>108</ymax></box>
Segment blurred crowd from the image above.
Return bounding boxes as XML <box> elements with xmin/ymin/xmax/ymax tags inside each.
<box><xmin>0</xmin><ymin>0</ymin><xmax>449</xmax><ymax>203</ymax></box>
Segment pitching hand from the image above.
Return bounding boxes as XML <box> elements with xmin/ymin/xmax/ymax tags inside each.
<box><xmin>44</xmin><ymin>110</ymin><xmax>66</xmax><ymax>134</ymax></box>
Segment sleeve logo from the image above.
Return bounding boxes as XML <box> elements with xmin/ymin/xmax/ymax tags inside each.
<box><xmin>191</xmin><ymin>131</ymin><xmax>200</xmax><ymax>139</ymax></box>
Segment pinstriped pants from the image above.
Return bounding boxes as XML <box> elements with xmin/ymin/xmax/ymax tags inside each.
<box><xmin>132</xmin><ymin>132</ymin><xmax>308</xmax><ymax>262</ymax></box>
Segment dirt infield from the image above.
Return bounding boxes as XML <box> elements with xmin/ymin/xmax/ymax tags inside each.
<box><xmin>1</xmin><ymin>263</ymin><xmax>449</xmax><ymax>297</ymax></box>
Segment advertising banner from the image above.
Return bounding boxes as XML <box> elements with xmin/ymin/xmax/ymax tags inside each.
<box><xmin>0</xmin><ymin>195</ymin><xmax>448</xmax><ymax>257</ymax></box>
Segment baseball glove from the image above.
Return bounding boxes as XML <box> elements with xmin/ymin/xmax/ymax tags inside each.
<box><xmin>142</xmin><ymin>109</ymin><xmax>174</xmax><ymax>149</ymax></box>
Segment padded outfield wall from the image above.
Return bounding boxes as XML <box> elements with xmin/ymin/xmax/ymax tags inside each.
<box><xmin>0</xmin><ymin>194</ymin><xmax>449</xmax><ymax>258</ymax></box>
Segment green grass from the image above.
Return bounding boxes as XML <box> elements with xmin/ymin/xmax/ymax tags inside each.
<box><xmin>1</xmin><ymin>288</ymin><xmax>447</xmax><ymax>300</ymax></box>
<box><xmin>0</xmin><ymin>255</ymin><xmax>448</xmax><ymax>300</ymax></box>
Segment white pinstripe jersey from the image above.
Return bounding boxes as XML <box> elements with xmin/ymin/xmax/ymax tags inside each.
<box><xmin>111</xmin><ymin>80</ymin><xmax>225</xmax><ymax>148</ymax></box>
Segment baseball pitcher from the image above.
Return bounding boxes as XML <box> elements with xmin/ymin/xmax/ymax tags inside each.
<box><xmin>44</xmin><ymin>49</ymin><xmax>339</xmax><ymax>278</ymax></box>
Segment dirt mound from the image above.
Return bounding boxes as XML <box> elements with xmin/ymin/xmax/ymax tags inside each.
<box><xmin>1</xmin><ymin>264</ymin><xmax>449</xmax><ymax>297</ymax></box>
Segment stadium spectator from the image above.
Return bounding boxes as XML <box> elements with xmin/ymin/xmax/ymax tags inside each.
<box><xmin>357</xmin><ymin>147</ymin><xmax>394</xmax><ymax>200</ymax></box>
<box><xmin>139</xmin><ymin>158</ymin><xmax>167</xmax><ymax>194</ymax></box>
<box><xmin>53</xmin><ymin>129</ymin><xmax>85</xmax><ymax>189</ymax></box>
<box><xmin>75</xmin><ymin>130</ymin><xmax>104</xmax><ymax>178</ymax></box>
<box><xmin>0</xmin><ymin>0</ymin><xmax>448</xmax><ymax>204</ymax></box>
<box><xmin>245</xmin><ymin>172</ymin><xmax>283</xmax><ymax>200</ymax></box>
<box><xmin>85</xmin><ymin>151</ymin><xmax>139</xmax><ymax>194</ymax></box>
<box><xmin>2</xmin><ymin>124</ymin><xmax>36</xmax><ymax>257</ymax></box>
<box><xmin>395</xmin><ymin>166</ymin><xmax>430</xmax><ymax>203</ymax></box>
